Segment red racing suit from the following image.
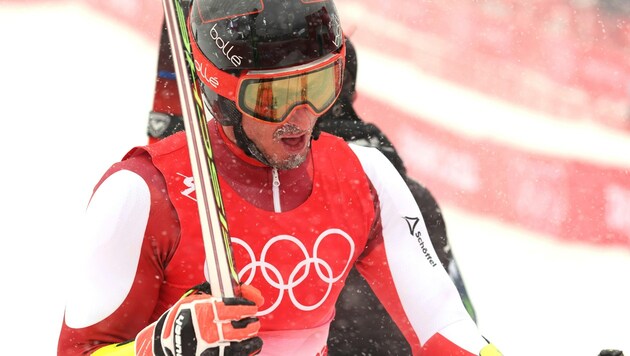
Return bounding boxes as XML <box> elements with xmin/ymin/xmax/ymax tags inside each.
<box><xmin>57</xmin><ymin>120</ymin><xmax>488</xmax><ymax>355</ymax></box>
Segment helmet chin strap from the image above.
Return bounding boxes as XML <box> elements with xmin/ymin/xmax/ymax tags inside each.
<box><xmin>232</xmin><ymin>121</ymin><xmax>273</xmax><ymax>166</ymax></box>
<box><xmin>201</xmin><ymin>92</ymin><xmax>274</xmax><ymax>166</ymax></box>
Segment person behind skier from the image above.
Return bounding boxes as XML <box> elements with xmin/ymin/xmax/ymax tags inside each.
<box><xmin>146</xmin><ymin>19</ymin><xmax>478</xmax><ymax>355</ymax></box>
<box><xmin>58</xmin><ymin>0</ymin><xmax>501</xmax><ymax>355</ymax></box>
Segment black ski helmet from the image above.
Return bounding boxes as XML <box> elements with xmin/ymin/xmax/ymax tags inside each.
<box><xmin>189</xmin><ymin>0</ymin><xmax>345</xmax><ymax>126</ymax></box>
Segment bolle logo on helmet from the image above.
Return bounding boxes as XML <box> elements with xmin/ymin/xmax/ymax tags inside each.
<box><xmin>194</xmin><ymin>59</ymin><xmax>219</xmax><ymax>88</ymax></box>
<box><xmin>210</xmin><ymin>23</ymin><xmax>243</xmax><ymax>67</ymax></box>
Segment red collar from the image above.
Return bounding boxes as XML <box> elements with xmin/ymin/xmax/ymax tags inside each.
<box><xmin>210</xmin><ymin>120</ymin><xmax>314</xmax><ymax>211</ymax></box>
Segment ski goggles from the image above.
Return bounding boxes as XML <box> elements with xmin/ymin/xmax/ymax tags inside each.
<box><xmin>191</xmin><ymin>38</ymin><xmax>345</xmax><ymax>124</ymax></box>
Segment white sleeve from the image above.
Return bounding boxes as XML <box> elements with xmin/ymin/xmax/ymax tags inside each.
<box><xmin>349</xmin><ymin>143</ymin><xmax>487</xmax><ymax>353</ymax></box>
<box><xmin>64</xmin><ymin>170</ymin><xmax>151</xmax><ymax>328</ymax></box>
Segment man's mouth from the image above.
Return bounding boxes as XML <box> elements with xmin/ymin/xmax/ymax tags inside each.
<box><xmin>280</xmin><ymin>134</ymin><xmax>307</xmax><ymax>150</ymax></box>
<box><xmin>275</xmin><ymin>124</ymin><xmax>310</xmax><ymax>151</ymax></box>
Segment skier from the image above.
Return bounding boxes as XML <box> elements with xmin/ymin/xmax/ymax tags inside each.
<box><xmin>315</xmin><ymin>37</ymin><xmax>479</xmax><ymax>355</ymax></box>
<box><xmin>57</xmin><ymin>0</ymin><xmax>501</xmax><ymax>355</ymax></box>
<box><xmin>146</xmin><ymin>19</ymin><xmax>477</xmax><ymax>355</ymax></box>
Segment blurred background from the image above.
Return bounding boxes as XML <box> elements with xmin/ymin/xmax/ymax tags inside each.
<box><xmin>1</xmin><ymin>0</ymin><xmax>629</xmax><ymax>355</ymax></box>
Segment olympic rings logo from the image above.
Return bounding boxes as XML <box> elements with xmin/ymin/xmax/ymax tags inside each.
<box><xmin>230</xmin><ymin>228</ymin><xmax>356</xmax><ymax>316</ymax></box>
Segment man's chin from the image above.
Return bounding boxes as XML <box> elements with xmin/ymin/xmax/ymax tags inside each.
<box><xmin>269</xmin><ymin>152</ymin><xmax>309</xmax><ymax>170</ymax></box>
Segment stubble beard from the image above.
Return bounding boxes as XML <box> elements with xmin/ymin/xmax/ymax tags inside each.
<box><xmin>266</xmin><ymin>124</ymin><xmax>311</xmax><ymax>170</ymax></box>
<box><xmin>264</xmin><ymin>141</ymin><xmax>310</xmax><ymax>169</ymax></box>
<box><xmin>268</xmin><ymin>151</ymin><xmax>308</xmax><ymax>170</ymax></box>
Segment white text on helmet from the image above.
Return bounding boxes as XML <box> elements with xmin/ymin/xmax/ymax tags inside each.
<box><xmin>210</xmin><ymin>24</ymin><xmax>243</xmax><ymax>67</ymax></box>
<box><xmin>194</xmin><ymin>59</ymin><xmax>219</xmax><ymax>88</ymax></box>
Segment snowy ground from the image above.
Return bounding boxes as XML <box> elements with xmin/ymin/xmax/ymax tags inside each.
<box><xmin>1</xmin><ymin>3</ymin><xmax>628</xmax><ymax>355</ymax></box>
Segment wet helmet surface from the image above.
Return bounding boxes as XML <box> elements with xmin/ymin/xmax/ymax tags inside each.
<box><xmin>189</xmin><ymin>0</ymin><xmax>344</xmax><ymax>71</ymax></box>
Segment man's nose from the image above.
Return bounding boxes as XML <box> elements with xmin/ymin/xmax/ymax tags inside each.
<box><xmin>285</xmin><ymin>105</ymin><xmax>318</xmax><ymax>129</ymax></box>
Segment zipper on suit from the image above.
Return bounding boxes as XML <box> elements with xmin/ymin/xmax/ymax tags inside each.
<box><xmin>272</xmin><ymin>167</ymin><xmax>281</xmax><ymax>212</ymax></box>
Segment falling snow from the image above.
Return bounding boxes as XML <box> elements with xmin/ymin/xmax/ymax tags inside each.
<box><xmin>1</xmin><ymin>3</ymin><xmax>628</xmax><ymax>355</ymax></box>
